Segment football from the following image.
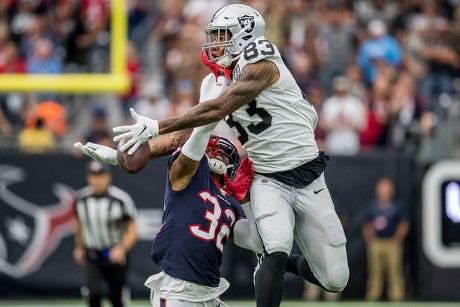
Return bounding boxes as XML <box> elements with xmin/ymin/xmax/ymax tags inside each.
<box><xmin>116</xmin><ymin>139</ymin><xmax>150</xmax><ymax>174</ymax></box>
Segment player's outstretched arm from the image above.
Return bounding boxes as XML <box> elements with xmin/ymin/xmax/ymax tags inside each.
<box><xmin>113</xmin><ymin>60</ymin><xmax>279</xmax><ymax>154</ymax></box>
<box><xmin>169</xmin><ymin>122</ymin><xmax>219</xmax><ymax>191</ymax></box>
<box><xmin>159</xmin><ymin>60</ymin><xmax>279</xmax><ymax>135</ymax></box>
<box><xmin>75</xmin><ymin>129</ymin><xmax>193</xmax><ymax>164</ymax></box>
<box><xmin>147</xmin><ymin>129</ymin><xmax>192</xmax><ymax>158</ymax></box>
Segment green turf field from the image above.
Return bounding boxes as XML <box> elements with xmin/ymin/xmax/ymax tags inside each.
<box><xmin>1</xmin><ymin>301</ymin><xmax>460</xmax><ymax>307</ymax></box>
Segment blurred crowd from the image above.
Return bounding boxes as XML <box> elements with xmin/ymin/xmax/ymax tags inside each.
<box><xmin>0</xmin><ymin>0</ymin><xmax>460</xmax><ymax>155</ymax></box>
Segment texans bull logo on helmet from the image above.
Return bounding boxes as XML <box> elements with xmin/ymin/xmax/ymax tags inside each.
<box><xmin>0</xmin><ymin>165</ymin><xmax>75</xmax><ymax>278</ymax></box>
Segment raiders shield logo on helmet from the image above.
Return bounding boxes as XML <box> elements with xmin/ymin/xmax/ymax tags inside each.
<box><xmin>238</xmin><ymin>15</ymin><xmax>255</xmax><ymax>33</ymax></box>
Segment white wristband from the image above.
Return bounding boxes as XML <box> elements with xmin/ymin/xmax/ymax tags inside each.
<box><xmin>181</xmin><ymin>122</ymin><xmax>219</xmax><ymax>161</ymax></box>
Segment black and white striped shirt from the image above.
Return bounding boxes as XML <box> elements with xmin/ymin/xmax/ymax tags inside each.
<box><xmin>74</xmin><ymin>185</ymin><xmax>137</xmax><ymax>250</ymax></box>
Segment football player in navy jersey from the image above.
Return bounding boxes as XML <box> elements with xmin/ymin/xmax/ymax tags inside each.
<box><xmin>143</xmin><ymin>120</ymin><xmax>262</xmax><ymax>306</ymax></box>
<box><xmin>109</xmin><ymin>4</ymin><xmax>349</xmax><ymax>307</ymax></box>
<box><xmin>77</xmin><ymin>127</ymin><xmax>261</xmax><ymax>306</ymax></box>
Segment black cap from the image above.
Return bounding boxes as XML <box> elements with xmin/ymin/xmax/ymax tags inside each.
<box><xmin>86</xmin><ymin>161</ymin><xmax>111</xmax><ymax>175</ymax></box>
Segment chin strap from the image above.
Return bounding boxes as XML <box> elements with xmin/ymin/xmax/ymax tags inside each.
<box><xmin>217</xmin><ymin>53</ymin><xmax>241</xmax><ymax>68</ymax></box>
<box><xmin>207</xmin><ymin>155</ymin><xmax>234</xmax><ymax>175</ymax></box>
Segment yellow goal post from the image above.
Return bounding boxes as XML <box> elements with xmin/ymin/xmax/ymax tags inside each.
<box><xmin>0</xmin><ymin>0</ymin><xmax>130</xmax><ymax>93</ymax></box>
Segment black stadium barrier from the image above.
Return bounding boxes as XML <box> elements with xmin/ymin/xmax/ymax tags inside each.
<box><xmin>1</xmin><ymin>152</ymin><xmax>459</xmax><ymax>300</ymax></box>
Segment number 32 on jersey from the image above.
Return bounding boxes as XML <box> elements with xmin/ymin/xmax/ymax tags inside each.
<box><xmin>189</xmin><ymin>191</ymin><xmax>236</xmax><ymax>253</ymax></box>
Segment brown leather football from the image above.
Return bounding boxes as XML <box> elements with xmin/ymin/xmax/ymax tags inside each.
<box><xmin>116</xmin><ymin>139</ymin><xmax>150</xmax><ymax>174</ymax></box>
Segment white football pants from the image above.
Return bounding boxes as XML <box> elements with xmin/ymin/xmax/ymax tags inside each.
<box><xmin>149</xmin><ymin>291</ymin><xmax>225</xmax><ymax>307</ymax></box>
<box><xmin>250</xmin><ymin>173</ymin><xmax>349</xmax><ymax>291</ymax></box>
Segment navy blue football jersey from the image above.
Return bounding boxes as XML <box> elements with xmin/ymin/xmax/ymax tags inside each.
<box><xmin>151</xmin><ymin>150</ymin><xmax>244</xmax><ymax>287</ymax></box>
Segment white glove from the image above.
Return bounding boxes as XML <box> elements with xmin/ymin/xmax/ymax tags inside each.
<box><xmin>74</xmin><ymin>142</ymin><xmax>118</xmax><ymax>165</ymax></box>
<box><xmin>112</xmin><ymin>108</ymin><xmax>159</xmax><ymax>155</ymax></box>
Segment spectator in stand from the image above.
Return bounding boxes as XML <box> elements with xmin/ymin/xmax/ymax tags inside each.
<box><xmin>84</xmin><ymin>105</ymin><xmax>115</xmax><ymax>148</ymax></box>
<box><xmin>120</xmin><ymin>41</ymin><xmax>142</xmax><ymax>121</ymax></box>
<box><xmin>18</xmin><ymin>116</ymin><xmax>56</xmax><ymax>153</ymax></box>
<box><xmin>285</xmin><ymin>50</ymin><xmax>321</xmax><ymax>96</ymax></box>
<box><xmin>134</xmin><ymin>80</ymin><xmax>172</xmax><ymax>121</ymax></box>
<box><xmin>360</xmin><ymin>75</ymin><xmax>392</xmax><ymax>150</ymax></box>
<box><xmin>244</xmin><ymin>0</ymin><xmax>290</xmax><ymax>52</ymax></box>
<box><xmin>65</xmin><ymin>0</ymin><xmax>109</xmax><ymax>72</ymax></box>
<box><xmin>150</xmin><ymin>0</ymin><xmax>186</xmax><ymax>76</ymax></box>
<box><xmin>0</xmin><ymin>22</ymin><xmax>10</xmax><ymax>68</ymax></box>
<box><xmin>0</xmin><ymin>106</ymin><xmax>13</xmax><ymax>136</ymax></box>
<box><xmin>420</xmin><ymin>16</ymin><xmax>458</xmax><ymax>112</ymax></box>
<box><xmin>163</xmin><ymin>20</ymin><xmax>204</xmax><ymax>105</ymax></box>
<box><xmin>345</xmin><ymin>63</ymin><xmax>366</xmax><ymax>101</ymax></box>
<box><xmin>0</xmin><ymin>41</ymin><xmax>26</xmax><ymax>136</ymax></box>
<box><xmin>72</xmin><ymin>105</ymin><xmax>114</xmax><ymax>158</ymax></box>
<box><xmin>320</xmin><ymin>76</ymin><xmax>366</xmax><ymax>155</ymax></box>
<box><xmin>362</xmin><ymin>177</ymin><xmax>409</xmax><ymax>301</ymax></box>
<box><xmin>314</xmin><ymin>1</ymin><xmax>357</xmax><ymax>95</ymax></box>
<box><xmin>308</xmin><ymin>84</ymin><xmax>327</xmax><ymax>152</ymax></box>
<box><xmin>182</xmin><ymin>0</ymin><xmax>229</xmax><ymax>29</ymax></box>
<box><xmin>127</xmin><ymin>0</ymin><xmax>151</xmax><ymax>51</ymax></box>
<box><xmin>285</xmin><ymin>0</ymin><xmax>318</xmax><ymax>52</ymax></box>
<box><xmin>0</xmin><ymin>1</ymin><xmax>8</xmax><ymax>21</ymax></box>
<box><xmin>81</xmin><ymin>0</ymin><xmax>110</xmax><ymax>72</ymax></box>
<box><xmin>170</xmin><ymin>79</ymin><xmax>196</xmax><ymax>117</ymax></box>
<box><xmin>27</xmin><ymin>38</ymin><xmax>62</xmax><ymax>74</ymax></box>
<box><xmin>51</xmin><ymin>0</ymin><xmax>78</xmax><ymax>58</ymax></box>
<box><xmin>9</xmin><ymin>0</ymin><xmax>41</xmax><ymax>45</ymax></box>
<box><xmin>18</xmin><ymin>14</ymin><xmax>54</xmax><ymax>61</ymax></box>
<box><xmin>65</xmin><ymin>3</ymin><xmax>97</xmax><ymax>70</ymax></box>
<box><xmin>403</xmin><ymin>16</ymin><xmax>431</xmax><ymax>95</ymax></box>
<box><xmin>356</xmin><ymin>19</ymin><xmax>403</xmax><ymax>85</ymax></box>
<box><xmin>448</xmin><ymin>3</ymin><xmax>460</xmax><ymax>88</ymax></box>
<box><xmin>25</xmin><ymin>100</ymin><xmax>67</xmax><ymax>137</ymax></box>
<box><xmin>27</xmin><ymin>38</ymin><xmax>63</xmax><ymax>101</ymax></box>
<box><xmin>0</xmin><ymin>41</ymin><xmax>26</xmax><ymax>73</ymax></box>
<box><xmin>353</xmin><ymin>0</ymin><xmax>399</xmax><ymax>29</ymax></box>
<box><xmin>389</xmin><ymin>71</ymin><xmax>433</xmax><ymax>152</ymax></box>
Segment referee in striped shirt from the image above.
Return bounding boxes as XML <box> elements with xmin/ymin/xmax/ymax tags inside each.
<box><xmin>73</xmin><ymin>161</ymin><xmax>138</xmax><ymax>307</ymax></box>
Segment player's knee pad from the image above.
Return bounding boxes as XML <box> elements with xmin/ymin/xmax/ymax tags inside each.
<box><xmin>262</xmin><ymin>251</ymin><xmax>289</xmax><ymax>271</ymax></box>
<box><xmin>321</xmin><ymin>265</ymin><xmax>349</xmax><ymax>292</ymax></box>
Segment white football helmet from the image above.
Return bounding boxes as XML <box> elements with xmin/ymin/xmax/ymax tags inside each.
<box><xmin>202</xmin><ymin>4</ymin><xmax>266</xmax><ymax>67</ymax></box>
